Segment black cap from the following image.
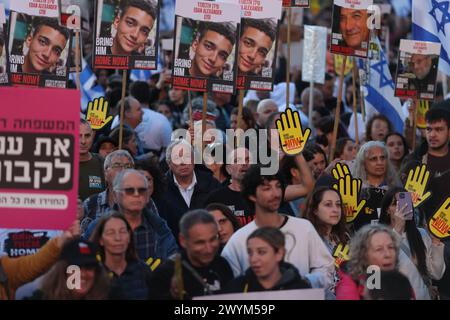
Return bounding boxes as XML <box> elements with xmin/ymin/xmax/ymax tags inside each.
<box><xmin>60</xmin><ymin>239</ymin><xmax>99</xmax><ymax>267</ymax></box>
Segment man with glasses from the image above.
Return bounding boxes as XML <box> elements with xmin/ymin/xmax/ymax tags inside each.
<box><xmin>81</xmin><ymin>150</ymin><xmax>135</xmax><ymax>232</ymax></box>
<box><xmin>84</xmin><ymin>169</ymin><xmax>178</xmax><ymax>262</ymax></box>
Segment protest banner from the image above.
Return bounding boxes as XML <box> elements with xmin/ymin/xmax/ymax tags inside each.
<box><xmin>330</xmin><ymin>0</ymin><xmax>372</xmax><ymax>58</ymax></box>
<box><xmin>235</xmin><ymin>0</ymin><xmax>282</xmax><ymax>91</ymax></box>
<box><xmin>0</xmin><ymin>229</ymin><xmax>60</xmax><ymax>257</ymax></box>
<box><xmin>93</xmin><ymin>0</ymin><xmax>160</xmax><ymax>70</ymax></box>
<box><xmin>7</xmin><ymin>1</ymin><xmax>71</xmax><ymax>88</ymax></box>
<box><xmin>171</xmin><ymin>0</ymin><xmax>240</xmax><ymax>94</ymax></box>
<box><xmin>302</xmin><ymin>25</ymin><xmax>327</xmax><ymax>124</ymax></box>
<box><xmin>0</xmin><ymin>87</ymin><xmax>79</xmax><ymax>230</ymax></box>
<box><xmin>0</xmin><ymin>3</ymin><xmax>9</xmax><ymax>85</ymax></box>
<box><xmin>394</xmin><ymin>39</ymin><xmax>441</xmax><ymax>100</ymax></box>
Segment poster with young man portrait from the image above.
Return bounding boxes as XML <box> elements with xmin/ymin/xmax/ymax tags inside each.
<box><xmin>330</xmin><ymin>0</ymin><xmax>372</xmax><ymax>58</ymax></box>
<box><xmin>394</xmin><ymin>39</ymin><xmax>441</xmax><ymax>100</ymax></box>
<box><xmin>93</xmin><ymin>0</ymin><xmax>160</xmax><ymax>70</ymax></box>
<box><xmin>235</xmin><ymin>0</ymin><xmax>282</xmax><ymax>91</ymax></box>
<box><xmin>7</xmin><ymin>11</ymin><xmax>71</xmax><ymax>88</ymax></box>
<box><xmin>172</xmin><ymin>0</ymin><xmax>240</xmax><ymax>93</ymax></box>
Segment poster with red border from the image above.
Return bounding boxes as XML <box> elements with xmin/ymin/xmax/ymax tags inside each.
<box><xmin>0</xmin><ymin>87</ymin><xmax>79</xmax><ymax>230</ymax></box>
<box><xmin>330</xmin><ymin>0</ymin><xmax>372</xmax><ymax>58</ymax></box>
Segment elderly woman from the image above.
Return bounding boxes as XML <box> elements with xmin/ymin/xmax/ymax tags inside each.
<box><xmin>336</xmin><ymin>224</ymin><xmax>431</xmax><ymax>300</ymax></box>
<box><xmin>351</xmin><ymin>141</ymin><xmax>401</xmax><ymax>230</ymax></box>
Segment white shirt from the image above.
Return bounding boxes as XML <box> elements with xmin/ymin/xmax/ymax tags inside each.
<box><xmin>173</xmin><ymin>173</ymin><xmax>197</xmax><ymax>207</ymax></box>
<box><xmin>112</xmin><ymin>108</ymin><xmax>172</xmax><ymax>152</ymax></box>
<box><xmin>221</xmin><ymin>215</ymin><xmax>335</xmax><ymax>289</ymax></box>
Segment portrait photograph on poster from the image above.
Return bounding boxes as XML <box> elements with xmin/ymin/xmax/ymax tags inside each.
<box><xmin>330</xmin><ymin>0</ymin><xmax>372</xmax><ymax>58</ymax></box>
<box><xmin>172</xmin><ymin>0</ymin><xmax>240</xmax><ymax>93</ymax></box>
<box><xmin>93</xmin><ymin>0</ymin><xmax>160</xmax><ymax>70</ymax></box>
<box><xmin>7</xmin><ymin>11</ymin><xmax>71</xmax><ymax>88</ymax></box>
<box><xmin>236</xmin><ymin>0</ymin><xmax>282</xmax><ymax>91</ymax></box>
<box><xmin>394</xmin><ymin>39</ymin><xmax>441</xmax><ymax>100</ymax></box>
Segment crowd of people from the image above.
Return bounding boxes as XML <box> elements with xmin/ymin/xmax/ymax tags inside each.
<box><xmin>0</xmin><ymin>0</ymin><xmax>449</xmax><ymax>301</ymax></box>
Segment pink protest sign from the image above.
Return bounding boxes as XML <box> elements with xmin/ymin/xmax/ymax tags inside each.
<box><xmin>0</xmin><ymin>87</ymin><xmax>80</xmax><ymax>230</ymax></box>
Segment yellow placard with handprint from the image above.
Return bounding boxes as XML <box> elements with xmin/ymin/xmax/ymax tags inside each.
<box><xmin>334</xmin><ymin>55</ymin><xmax>353</xmax><ymax>77</ymax></box>
<box><xmin>333</xmin><ymin>243</ymin><xmax>350</xmax><ymax>268</ymax></box>
<box><xmin>416</xmin><ymin>100</ymin><xmax>429</xmax><ymax>129</ymax></box>
<box><xmin>331</xmin><ymin>163</ymin><xmax>366</xmax><ymax>223</ymax></box>
<box><xmin>275</xmin><ymin>108</ymin><xmax>311</xmax><ymax>155</ymax></box>
<box><xmin>429</xmin><ymin>198</ymin><xmax>450</xmax><ymax>239</ymax></box>
<box><xmin>404</xmin><ymin>164</ymin><xmax>432</xmax><ymax>208</ymax></box>
<box><xmin>86</xmin><ymin>97</ymin><xmax>113</xmax><ymax>130</ymax></box>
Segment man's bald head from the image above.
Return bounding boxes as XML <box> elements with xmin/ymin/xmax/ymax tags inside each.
<box><xmin>256</xmin><ymin>99</ymin><xmax>278</xmax><ymax>127</ymax></box>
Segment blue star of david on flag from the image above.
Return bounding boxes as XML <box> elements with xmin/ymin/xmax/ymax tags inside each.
<box><xmin>413</xmin><ymin>0</ymin><xmax>450</xmax><ymax>76</ymax></box>
<box><xmin>429</xmin><ymin>0</ymin><xmax>450</xmax><ymax>35</ymax></box>
<box><xmin>371</xmin><ymin>52</ymin><xmax>394</xmax><ymax>90</ymax></box>
<box><xmin>356</xmin><ymin>37</ymin><xmax>405</xmax><ymax>134</ymax></box>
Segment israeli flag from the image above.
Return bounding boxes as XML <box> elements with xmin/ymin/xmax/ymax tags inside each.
<box><xmin>130</xmin><ymin>69</ymin><xmax>153</xmax><ymax>82</ymax></box>
<box><xmin>357</xmin><ymin>38</ymin><xmax>406</xmax><ymax>134</ymax></box>
<box><xmin>412</xmin><ymin>0</ymin><xmax>450</xmax><ymax>76</ymax></box>
<box><xmin>70</xmin><ymin>59</ymin><xmax>105</xmax><ymax>112</ymax></box>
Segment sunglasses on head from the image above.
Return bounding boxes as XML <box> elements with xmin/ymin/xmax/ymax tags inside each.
<box><xmin>119</xmin><ymin>187</ymin><xmax>148</xmax><ymax>196</ymax></box>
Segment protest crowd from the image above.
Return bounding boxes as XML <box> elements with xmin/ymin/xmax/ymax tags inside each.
<box><xmin>1</xmin><ymin>0</ymin><xmax>450</xmax><ymax>302</ymax></box>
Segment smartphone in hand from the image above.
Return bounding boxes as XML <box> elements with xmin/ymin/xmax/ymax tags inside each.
<box><xmin>397</xmin><ymin>192</ymin><xmax>414</xmax><ymax>220</ymax></box>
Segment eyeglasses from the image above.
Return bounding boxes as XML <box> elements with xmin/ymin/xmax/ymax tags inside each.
<box><xmin>118</xmin><ymin>187</ymin><xmax>148</xmax><ymax>196</ymax></box>
<box><xmin>109</xmin><ymin>163</ymin><xmax>134</xmax><ymax>170</ymax></box>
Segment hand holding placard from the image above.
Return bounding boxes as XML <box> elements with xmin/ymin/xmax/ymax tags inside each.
<box><xmin>404</xmin><ymin>164</ymin><xmax>431</xmax><ymax>208</ymax></box>
<box><xmin>86</xmin><ymin>97</ymin><xmax>112</xmax><ymax>130</ymax></box>
<box><xmin>429</xmin><ymin>197</ymin><xmax>450</xmax><ymax>239</ymax></box>
<box><xmin>275</xmin><ymin>108</ymin><xmax>311</xmax><ymax>155</ymax></box>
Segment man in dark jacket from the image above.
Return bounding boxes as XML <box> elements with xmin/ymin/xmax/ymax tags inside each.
<box><xmin>149</xmin><ymin>209</ymin><xmax>233</xmax><ymax>300</ymax></box>
<box><xmin>156</xmin><ymin>139</ymin><xmax>221</xmax><ymax>239</ymax></box>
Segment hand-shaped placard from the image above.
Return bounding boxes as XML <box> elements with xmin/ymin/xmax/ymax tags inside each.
<box><xmin>86</xmin><ymin>97</ymin><xmax>113</xmax><ymax>130</ymax></box>
<box><xmin>331</xmin><ymin>162</ymin><xmax>351</xmax><ymax>180</ymax></box>
<box><xmin>404</xmin><ymin>164</ymin><xmax>431</xmax><ymax>208</ymax></box>
<box><xmin>333</xmin><ymin>174</ymin><xmax>366</xmax><ymax>223</ymax></box>
<box><xmin>275</xmin><ymin>108</ymin><xmax>311</xmax><ymax>155</ymax></box>
<box><xmin>429</xmin><ymin>197</ymin><xmax>450</xmax><ymax>239</ymax></box>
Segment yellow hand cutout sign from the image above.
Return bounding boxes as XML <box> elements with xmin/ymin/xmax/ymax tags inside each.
<box><xmin>333</xmin><ymin>243</ymin><xmax>350</xmax><ymax>268</ymax></box>
<box><xmin>333</xmin><ymin>174</ymin><xmax>366</xmax><ymax>223</ymax></box>
<box><xmin>404</xmin><ymin>164</ymin><xmax>431</xmax><ymax>208</ymax></box>
<box><xmin>429</xmin><ymin>197</ymin><xmax>450</xmax><ymax>239</ymax></box>
<box><xmin>86</xmin><ymin>97</ymin><xmax>112</xmax><ymax>130</ymax></box>
<box><xmin>275</xmin><ymin>107</ymin><xmax>311</xmax><ymax>155</ymax></box>
<box><xmin>331</xmin><ymin>162</ymin><xmax>351</xmax><ymax>180</ymax></box>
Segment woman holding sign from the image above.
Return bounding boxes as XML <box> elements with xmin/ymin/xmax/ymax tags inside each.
<box><xmin>379</xmin><ymin>187</ymin><xmax>445</xmax><ymax>299</ymax></box>
<box><xmin>225</xmin><ymin>227</ymin><xmax>311</xmax><ymax>293</ymax></box>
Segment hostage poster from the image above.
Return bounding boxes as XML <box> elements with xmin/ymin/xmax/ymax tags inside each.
<box><xmin>93</xmin><ymin>0</ymin><xmax>160</xmax><ymax>70</ymax></box>
<box><xmin>172</xmin><ymin>0</ymin><xmax>240</xmax><ymax>93</ymax></box>
<box><xmin>330</xmin><ymin>0</ymin><xmax>372</xmax><ymax>58</ymax></box>
<box><xmin>394</xmin><ymin>39</ymin><xmax>441</xmax><ymax>100</ymax></box>
<box><xmin>7</xmin><ymin>10</ymin><xmax>71</xmax><ymax>88</ymax></box>
<box><xmin>235</xmin><ymin>0</ymin><xmax>283</xmax><ymax>91</ymax></box>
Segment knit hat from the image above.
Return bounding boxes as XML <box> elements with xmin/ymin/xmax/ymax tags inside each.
<box><xmin>60</xmin><ymin>239</ymin><xmax>99</xmax><ymax>267</ymax></box>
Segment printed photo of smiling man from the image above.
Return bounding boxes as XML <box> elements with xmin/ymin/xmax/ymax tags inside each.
<box><xmin>330</xmin><ymin>0</ymin><xmax>372</xmax><ymax>58</ymax></box>
<box><xmin>171</xmin><ymin>0</ymin><xmax>240</xmax><ymax>93</ymax></box>
<box><xmin>7</xmin><ymin>12</ymin><xmax>71</xmax><ymax>88</ymax></box>
<box><xmin>94</xmin><ymin>0</ymin><xmax>159</xmax><ymax>70</ymax></box>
